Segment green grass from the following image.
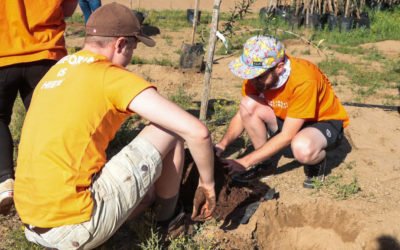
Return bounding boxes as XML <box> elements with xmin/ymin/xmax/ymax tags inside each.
<box><xmin>10</xmin><ymin>95</ymin><xmax>25</xmax><ymax>142</ymax></box>
<box><xmin>161</xmin><ymin>34</ymin><xmax>173</xmax><ymax>46</ymax></box>
<box><xmin>142</xmin><ymin>10</ymin><xmax>197</xmax><ymax>31</ymax></box>
<box><xmin>362</xmin><ymin>47</ymin><xmax>386</xmax><ymax>61</ymax></box>
<box><xmin>65</xmin><ymin>13</ymin><xmax>85</xmax><ymax>23</ymax></box>
<box><xmin>131</xmin><ymin>56</ymin><xmax>176</xmax><ymax>67</ymax></box>
<box><xmin>317</xmin><ymin>58</ymin><xmax>348</xmax><ymax>76</ymax></box>
<box><xmin>317</xmin><ymin>56</ymin><xmax>400</xmax><ymax>100</ymax></box>
<box><xmin>167</xmin><ymin>84</ymin><xmax>196</xmax><ymax>110</ymax></box>
<box><xmin>312</xmin><ymin>7</ymin><xmax>400</xmax><ymax>47</ymax></box>
<box><xmin>301</xmin><ymin>49</ymin><xmax>311</xmax><ymax>55</ymax></box>
<box><xmin>312</xmin><ymin>171</ymin><xmax>361</xmax><ymax>199</ymax></box>
<box><xmin>326</xmin><ymin>45</ymin><xmax>366</xmax><ymax>55</ymax></box>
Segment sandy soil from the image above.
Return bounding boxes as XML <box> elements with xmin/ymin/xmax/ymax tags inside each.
<box><xmin>67</xmin><ymin>11</ymin><xmax>400</xmax><ymax>248</ymax></box>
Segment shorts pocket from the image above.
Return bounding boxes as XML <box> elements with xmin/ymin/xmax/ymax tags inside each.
<box><xmin>44</xmin><ymin>223</ymin><xmax>91</xmax><ymax>249</ymax></box>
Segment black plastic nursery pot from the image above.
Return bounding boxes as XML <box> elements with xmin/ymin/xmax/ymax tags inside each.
<box><xmin>353</xmin><ymin>13</ymin><xmax>370</xmax><ymax>29</ymax></box>
<box><xmin>133</xmin><ymin>10</ymin><xmax>147</xmax><ymax>24</ymax></box>
<box><xmin>179</xmin><ymin>43</ymin><xmax>204</xmax><ymax>69</ymax></box>
<box><xmin>339</xmin><ymin>16</ymin><xmax>354</xmax><ymax>32</ymax></box>
<box><xmin>288</xmin><ymin>14</ymin><xmax>304</xmax><ymax>30</ymax></box>
<box><xmin>259</xmin><ymin>7</ymin><xmax>269</xmax><ymax>20</ymax></box>
<box><xmin>187</xmin><ymin>9</ymin><xmax>201</xmax><ymax>24</ymax></box>
<box><xmin>328</xmin><ymin>13</ymin><xmax>338</xmax><ymax>31</ymax></box>
<box><xmin>307</xmin><ymin>13</ymin><xmax>322</xmax><ymax>30</ymax></box>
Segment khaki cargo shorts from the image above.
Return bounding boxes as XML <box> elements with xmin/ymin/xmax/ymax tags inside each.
<box><xmin>25</xmin><ymin>137</ymin><xmax>162</xmax><ymax>249</ymax></box>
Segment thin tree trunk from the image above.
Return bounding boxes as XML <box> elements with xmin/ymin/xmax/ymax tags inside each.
<box><xmin>333</xmin><ymin>0</ymin><xmax>338</xmax><ymax>16</ymax></box>
<box><xmin>295</xmin><ymin>0</ymin><xmax>301</xmax><ymax>16</ymax></box>
<box><xmin>199</xmin><ymin>0</ymin><xmax>222</xmax><ymax>121</ymax></box>
<box><xmin>344</xmin><ymin>0</ymin><xmax>350</xmax><ymax>18</ymax></box>
<box><xmin>191</xmin><ymin>0</ymin><xmax>200</xmax><ymax>45</ymax></box>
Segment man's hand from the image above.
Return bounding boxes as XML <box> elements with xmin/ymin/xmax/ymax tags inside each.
<box><xmin>191</xmin><ymin>185</ymin><xmax>216</xmax><ymax>221</ymax></box>
<box><xmin>220</xmin><ymin>158</ymin><xmax>247</xmax><ymax>175</ymax></box>
<box><xmin>214</xmin><ymin>143</ymin><xmax>225</xmax><ymax>157</ymax></box>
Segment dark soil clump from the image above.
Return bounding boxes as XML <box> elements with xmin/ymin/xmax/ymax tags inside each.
<box><xmin>179</xmin><ymin>150</ymin><xmax>271</xmax><ymax>227</ymax></box>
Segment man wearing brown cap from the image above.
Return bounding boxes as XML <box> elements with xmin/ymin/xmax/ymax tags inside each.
<box><xmin>14</xmin><ymin>3</ymin><xmax>215</xmax><ymax>249</ymax></box>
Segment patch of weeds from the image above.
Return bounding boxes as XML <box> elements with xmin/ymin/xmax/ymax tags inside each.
<box><xmin>131</xmin><ymin>56</ymin><xmax>175</xmax><ymax>67</ymax></box>
<box><xmin>345</xmin><ymin>161</ymin><xmax>356</xmax><ymax>170</ymax></box>
<box><xmin>150</xmin><ymin>58</ymin><xmax>175</xmax><ymax>67</ymax></box>
<box><xmin>334</xmin><ymin>175</ymin><xmax>361</xmax><ymax>200</ymax></box>
<box><xmin>174</xmin><ymin>49</ymin><xmax>182</xmax><ymax>54</ymax></box>
<box><xmin>212</xmin><ymin>98</ymin><xmax>239</xmax><ymax>123</ymax></box>
<box><xmin>131</xmin><ymin>56</ymin><xmax>149</xmax><ymax>65</ymax></box>
<box><xmin>356</xmin><ymin>82</ymin><xmax>380</xmax><ymax>97</ymax></box>
<box><xmin>311</xmin><ymin>178</ymin><xmax>324</xmax><ymax>191</ymax></box>
<box><xmin>10</xmin><ymin>95</ymin><xmax>25</xmax><ymax>141</ymax></box>
<box><xmin>161</xmin><ymin>35</ymin><xmax>173</xmax><ymax>46</ymax></box>
<box><xmin>167</xmin><ymin>84</ymin><xmax>195</xmax><ymax>110</ymax></box>
<box><xmin>138</xmin><ymin>227</ymin><xmax>163</xmax><ymax>250</ymax></box>
<box><xmin>65</xmin><ymin>13</ymin><xmax>84</xmax><ymax>23</ymax></box>
<box><xmin>142</xmin><ymin>10</ymin><xmax>192</xmax><ymax>31</ymax></box>
<box><xmin>322</xmin><ymin>173</ymin><xmax>361</xmax><ymax>200</ymax></box>
<box><xmin>168</xmin><ymin>235</ymin><xmax>198</xmax><ymax>249</ymax></box>
<box><xmin>77</xmin><ymin>30</ymin><xmax>86</xmax><ymax>37</ymax></box>
<box><xmin>363</xmin><ymin>47</ymin><xmax>385</xmax><ymax>61</ymax></box>
<box><xmin>317</xmin><ymin>58</ymin><xmax>348</xmax><ymax>76</ymax></box>
<box><xmin>67</xmin><ymin>46</ymin><xmax>81</xmax><ymax>54</ymax></box>
<box><xmin>10</xmin><ymin>95</ymin><xmax>25</xmax><ymax>163</ymax></box>
<box><xmin>5</xmin><ymin>226</ymin><xmax>43</xmax><ymax>249</ymax></box>
<box><xmin>301</xmin><ymin>49</ymin><xmax>311</xmax><ymax>55</ymax></box>
<box><xmin>380</xmin><ymin>59</ymin><xmax>400</xmax><ymax>85</ymax></box>
<box><xmin>327</xmin><ymin>45</ymin><xmax>365</xmax><ymax>55</ymax></box>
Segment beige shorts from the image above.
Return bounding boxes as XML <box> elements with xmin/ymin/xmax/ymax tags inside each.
<box><xmin>25</xmin><ymin>137</ymin><xmax>162</xmax><ymax>249</ymax></box>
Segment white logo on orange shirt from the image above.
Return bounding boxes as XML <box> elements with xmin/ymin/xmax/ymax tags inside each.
<box><xmin>57</xmin><ymin>55</ymin><xmax>96</xmax><ymax>65</ymax></box>
<box><xmin>41</xmin><ymin>80</ymin><xmax>64</xmax><ymax>89</ymax></box>
<box><xmin>267</xmin><ymin>100</ymin><xmax>288</xmax><ymax>109</ymax></box>
<box><xmin>57</xmin><ymin>68</ymin><xmax>67</xmax><ymax>77</ymax></box>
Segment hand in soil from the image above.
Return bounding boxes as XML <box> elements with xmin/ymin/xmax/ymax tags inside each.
<box><xmin>191</xmin><ymin>186</ymin><xmax>216</xmax><ymax>221</ymax></box>
<box><xmin>214</xmin><ymin>144</ymin><xmax>225</xmax><ymax>157</ymax></box>
<box><xmin>219</xmin><ymin>158</ymin><xmax>247</xmax><ymax>175</ymax></box>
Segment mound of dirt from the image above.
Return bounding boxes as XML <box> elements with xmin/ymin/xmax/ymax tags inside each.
<box><xmin>177</xmin><ymin>150</ymin><xmax>272</xmax><ymax>231</ymax></box>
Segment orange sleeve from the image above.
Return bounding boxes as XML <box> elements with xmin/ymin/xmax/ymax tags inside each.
<box><xmin>103</xmin><ymin>65</ymin><xmax>156</xmax><ymax>112</ymax></box>
<box><xmin>287</xmin><ymin>80</ymin><xmax>318</xmax><ymax>119</ymax></box>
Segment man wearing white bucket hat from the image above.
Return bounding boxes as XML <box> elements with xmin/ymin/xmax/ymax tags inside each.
<box><xmin>215</xmin><ymin>36</ymin><xmax>349</xmax><ymax>189</ymax></box>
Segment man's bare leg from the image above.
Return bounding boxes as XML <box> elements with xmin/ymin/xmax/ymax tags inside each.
<box><xmin>239</xmin><ymin>95</ymin><xmax>278</xmax><ymax>149</ymax></box>
<box><xmin>291</xmin><ymin>127</ymin><xmax>328</xmax><ymax>165</ymax></box>
<box><xmin>127</xmin><ymin>123</ymin><xmax>185</xmax><ymax>221</ymax></box>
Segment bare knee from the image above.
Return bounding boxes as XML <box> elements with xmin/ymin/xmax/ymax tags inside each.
<box><xmin>239</xmin><ymin>96</ymin><xmax>273</xmax><ymax>119</ymax></box>
<box><xmin>291</xmin><ymin>137</ymin><xmax>319</xmax><ymax>164</ymax></box>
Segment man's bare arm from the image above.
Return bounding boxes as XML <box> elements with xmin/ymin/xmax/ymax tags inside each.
<box><xmin>215</xmin><ymin>111</ymin><xmax>244</xmax><ymax>155</ymax></box>
<box><xmin>237</xmin><ymin>116</ymin><xmax>305</xmax><ymax>168</ymax></box>
<box><xmin>128</xmin><ymin>88</ymin><xmax>215</xmax><ymax>190</ymax></box>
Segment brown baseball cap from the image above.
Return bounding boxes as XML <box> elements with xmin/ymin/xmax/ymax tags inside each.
<box><xmin>86</xmin><ymin>2</ymin><xmax>155</xmax><ymax>47</ymax></box>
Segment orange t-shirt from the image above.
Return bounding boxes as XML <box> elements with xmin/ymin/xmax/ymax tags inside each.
<box><xmin>242</xmin><ymin>55</ymin><xmax>349</xmax><ymax>127</ymax></box>
<box><xmin>0</xmin><ymin>0</ymin><xmax>76</xmax><ymax>67</ymax></box>
<box><xmin>14</xmin><ymin>50</ymin><xmax>155</xmax><ymax>227</ymax></box>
